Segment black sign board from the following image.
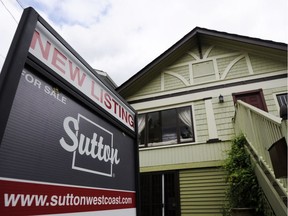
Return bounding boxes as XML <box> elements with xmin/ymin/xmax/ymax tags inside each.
<box><xmin>0</xmin><ymin>7</ymin><xmax>139</xmax><ymax>216</ymax></box>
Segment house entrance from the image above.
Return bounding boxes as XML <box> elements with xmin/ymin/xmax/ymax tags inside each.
<box><xmin>232</xmin><ymin>89</ymin><xmax>268</xmax><ymax>111</ymax></box>
<box><xmin>140</xmin><ymin>171</ymin><xmax>180</xmax><ymax>216</ymax></box>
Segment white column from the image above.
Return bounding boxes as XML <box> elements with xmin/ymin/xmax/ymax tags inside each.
<box><xmin>204</xmin><ymin>98</ymin><xmax>219</xmax><ymax>140</ymax></box>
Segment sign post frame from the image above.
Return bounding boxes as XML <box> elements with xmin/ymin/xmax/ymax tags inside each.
<box><xmin>0</xmin><ymin>7</ymin><xmax>140</xmax><ymax>215</ymax></box>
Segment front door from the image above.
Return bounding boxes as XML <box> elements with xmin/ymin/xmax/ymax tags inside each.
<box><xmin>140</xmin><ymin>172</ymin><xmax>180</xmax><ymax>216</ymax></box>
<box><xmin>232</xmin><ymin>89</ymin><xmax>268</xmax><ymax>111</ymax></box>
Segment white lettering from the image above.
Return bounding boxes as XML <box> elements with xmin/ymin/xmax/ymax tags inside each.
<box><xmin>60</xmin><ymin>117</ymin><xmax>79</xmax><ymax>152</ymax></box>
<box><xmin>22</xmin><ymin>70</ymin><xmax>42</xmax><ymax>89</ymax></box>
<box><xmin>44</xmin><ymin>86</ymin><xmax>67</xmax><ymax>104</ymax></box>
<box><xmin>59</xmin><ymin>116</ymin><xmax>120</xmax><ymax>167</ymax></box>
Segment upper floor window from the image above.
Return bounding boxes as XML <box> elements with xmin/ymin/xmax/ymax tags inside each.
<box><xmin>276</xmin><ymin>93</ymin><xmax>287</xmax><ymax>108</ymax></box>
<box><xmin>138</xmin><ymin>106</ymin><xmax>194</xmax><ymax>147</ymax></box>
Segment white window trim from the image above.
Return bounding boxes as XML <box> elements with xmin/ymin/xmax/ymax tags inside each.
<box><xmin>138</xmin><ymin>104</ymin><xmax>197</xmax><ymax>147</ymax></box>
<box><xmin>204</xmin><ymin>99</ymin><xmax>218</xmax><ymax>140</ymax></box>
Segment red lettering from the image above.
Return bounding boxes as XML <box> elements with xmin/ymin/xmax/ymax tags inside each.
<box><xmin>121</xmin><ymin>107</ymin><xmax>128</xmax><ymax>123</ymax></box>
<box><xmin>51</xmin><ymin>48</ymin><xmax>67</xmax><ymax>74</ymax></box>
<box><xmin>68</xmin><ymin>60</ymin><xmax>86</xmax><ymax>87</ymax></box>
<box><xmin>100</xmin><ymin>89</ymin><xmax>103</xmax><ymax>103</ymax></box>
<box><xmin>91</xmin><ymin>80</ymin><xmax>100</xmax><ymax>101</ymax></box>
<box><xmin>104</xmin><ymin>92</ymin><xmax>112</xmax><ymax>109</ymax></box>
<box><xmin>30</xmin><ymin>31</ymin><xmax>51</xmax><ymax>60</ymax></box>
<box><xmin>111</xmin><ymin>99</ymin><xmax>119</xmax><ymax>115</ymax></box>
<box><xmin>30</xmin><ymin>29</ymin><xmax>134</xmax><ymax>129</ymax></box>
<box><xmin>128</xmin><ymin>114</ymin><xmax>134</xmax><ymax>127</ymax></box>
<box><xmin>118</xmin><ymin>103</ymin><xmax>121</xmax><ymax>118</ymax></box>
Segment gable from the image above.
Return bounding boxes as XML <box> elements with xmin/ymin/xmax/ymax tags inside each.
<box><xmin>125</xmin><ymin>40</ymin><xmax>287</xmax><ymax>98</ymax></box>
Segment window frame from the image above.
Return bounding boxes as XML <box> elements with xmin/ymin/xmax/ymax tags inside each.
<box><xmin>274</xmin><ymin>92</ymin><xmax>288</xmax><ymax>113</ymax></box>
<box><xmin>276</xmin><ymin>93</ymin><xmax>287</xmax><ymax>106</ymax></box>
<box><xmin>138</xmin><ymin>106</ymin><xmax>194</xmax><ymax>148</ymax></box>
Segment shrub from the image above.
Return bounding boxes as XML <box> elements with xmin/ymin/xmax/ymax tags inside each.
<box><xmin>223</xmin><ymin>134</ymin><xmax>263</xmax><ymax>213</ymax></box>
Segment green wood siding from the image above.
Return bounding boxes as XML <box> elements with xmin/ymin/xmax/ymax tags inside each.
<box><xmin>139</xmin><ymin>142</ymin><xmax>231</xmax><ymax>168</ymax></box>
<box><xmin>168</xmin><ymin>65</ymin><xmax>190</xmax><ymax>79</ymax></box>
<box><xmin>263</xmin><ymin>86</ymin><xmax>288</xmax><ymax>117</ymax></box>
<box><xmin>164</xmin><ymin>73</ymin><xmax>185</xmax><ymax>90</ymax></box>
<box><xmin>180</xmin><ymin>167</ymin><xmax>228</xmax><ymax>216</ymax></box>
<box><xmin>250</xmin><ymin>54</ymin><xmax>287</xmax><ymax>74</ymax></box>
<box><xmin>217</xmin><ymin>55</ymin><xmax>239</xmax><ymax>78</ymax></box>
<box><xmin>194</xmin><ymin>101</ymin><xmax>209</xmax><ymax>142</ymax></box>
<box><xmin>225</xmin><ymin>57</ymin><xmax>249</xmax><ymax>79</ymax></box>
<box><xmin>174</xmin><ymin>53</ymin><xmax>196</xmax><ymax>64</ymax></box>
<box><xmin>189</xmin><ymin>47</ymin><xmax>201</xmax><ymax>59</ymax></box>
<box><xmin>132</xmin><ymin>73</ymin><xmax>161</xmax><ymax>97</ymax></box>
<box><xmin>207</xmin><ymin>45</ymin><xmax>237</xmax><ymax>58</ymax></box>
<box><xmin>213</xmin><ymin>96</ymin><xmax>235</xmax><ymax>141</ymax></box>
<box><xmin>127</xmin><ymin>42</ymin><xmax>286</xmax><ymax>98</ymax></box>
<box><xmin>163</xmin><ymin>64</ymin><xmax>190</xmax><ymax>90</ymax></box>
<box><xmin>200</xmin><ymin>44</ymin><xmax>213</xmax><ymax>57</ymax></box>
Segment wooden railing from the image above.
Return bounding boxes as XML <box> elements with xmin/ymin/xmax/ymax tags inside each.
<box><xmin>233</xmin><ymin>100</ymin><xmax>287</xmax><ymax>193</ymax></box>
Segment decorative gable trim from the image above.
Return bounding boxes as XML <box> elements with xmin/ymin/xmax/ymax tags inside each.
<box><xmin>221</xmin><ymin>54</ymin><xmax>246</xmax><ymax>79</ymax></box>
<box><xmin>128</xmin><ymin>73</ymin><xmax>287</xmax><ymax>104</ymax></box>
<box><xmin>117</xmin><ymin>27</ymin><xmax>287</xmax><ymax>96</ymax></box>
<box><xmin>163</xmin><ymin>71</ymin><xmax>190</xmax><ymax>87</ymax></box>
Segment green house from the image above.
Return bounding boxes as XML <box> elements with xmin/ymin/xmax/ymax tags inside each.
<box><xmin>117</xmin><ymin>27</ymin><xmax>287</xmax><ymax>216</ymax></box>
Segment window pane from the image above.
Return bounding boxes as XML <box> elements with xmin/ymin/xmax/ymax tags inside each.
<box><xmin>178</xmin><ymin>107</ymin><xmax>193</xmax><ymax>142</ymax></box>
<box><xmin>277</xmin><ymin>93</ymin><xmax>288</xmax><ymax>107</ymax></box>
<box><xmin>161</xmin><ymin>109</ymin><xmax>177</xmax><ymax>144</ymax></box>
<box><xmin>141</xmin><ymin>106</ymin><xmax>194</xmax><ymax>147</ymax></box>
<box><xmin>138</xmin><ymin>114</ymin><xmax>146</xmax><ymax>146</ymax></box>
<box><xmin>147</xmin><ymin>112</ymin><xmax>161</xmax><ymax>144</ymax></box>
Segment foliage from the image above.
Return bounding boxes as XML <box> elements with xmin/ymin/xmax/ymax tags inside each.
<box><xmin>223</xmin><ymin>134</ymin><xmax>264</xmax><ymax>213</ymax></box>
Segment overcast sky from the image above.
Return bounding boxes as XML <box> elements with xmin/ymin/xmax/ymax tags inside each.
<box><xmin>0</xmin><ymin>0</ymin><xmax>287</xmax><ymax>86</ymax></box>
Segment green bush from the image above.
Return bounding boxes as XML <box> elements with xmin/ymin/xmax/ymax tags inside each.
<box><xmin>223</xmin><ymin>134</ymin><xmax>263</xmax><ymax>213</ymax></box>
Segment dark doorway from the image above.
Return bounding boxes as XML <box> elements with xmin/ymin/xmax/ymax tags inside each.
<box><xmin>140</xmin><ymin>172</ymin><xmax>180</xmax><ymax>216</ymax></box>
<box><xmin>232</xmin><ymin>89</ymin><xmax>268</xmax><ymax>111</ymax></box>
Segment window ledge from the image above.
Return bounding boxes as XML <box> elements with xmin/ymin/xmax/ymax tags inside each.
<box><xmin>139</xmin><ymin>140</ymin><xmax>224</xmax><ymax>151</ymax></box>
<box><xmin>206</xmin><ymin>138</ymin><xmax>222</xmax><ymax>143</ymax></box>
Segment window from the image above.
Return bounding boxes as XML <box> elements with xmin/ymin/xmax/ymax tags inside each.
<box><xmin>276</xmin><ymin>93</ymin><xmax>288</xmax><ymax>108</ymax></box>
<box><xmin>138</xmin><ymin>106</ymin><xmax>194</xmax><ymax>147</ymax></box>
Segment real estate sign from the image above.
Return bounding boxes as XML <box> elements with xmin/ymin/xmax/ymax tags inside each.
<box><xmin>0</xmin><ymin>7</ymin><xmax>138</xmax><ymax>216</ymax></box>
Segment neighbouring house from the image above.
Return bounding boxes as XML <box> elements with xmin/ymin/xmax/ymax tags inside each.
<box><xmin>117</xmin><ymin>27</ymin><xmax>288</xmax><ymax>216</ymax></box>
<box><xmin>94</xmin><ymin>69</ymin><xmax>118</xmax><ymax>89</ymax></box>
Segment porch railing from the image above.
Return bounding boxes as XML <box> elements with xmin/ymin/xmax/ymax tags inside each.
<box><xmin>233</xmin><ymin>100</ymin><xmax>287</xmax><ymax>194</ymax></box>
